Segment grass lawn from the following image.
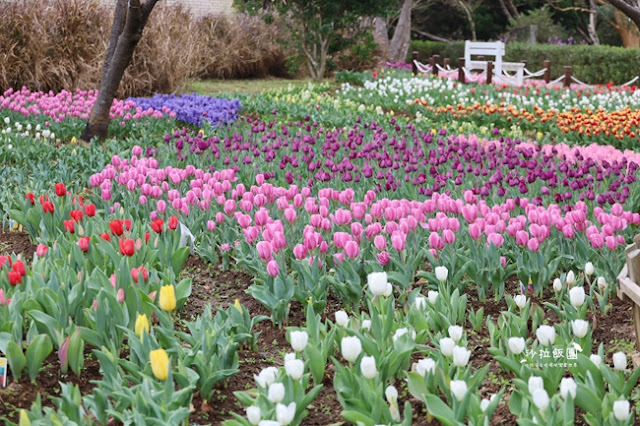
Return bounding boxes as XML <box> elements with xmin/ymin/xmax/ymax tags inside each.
<box><xmin>188</xmin><ymin>77</ymin><xmax>338</xmax><ymax>95</ymax></box>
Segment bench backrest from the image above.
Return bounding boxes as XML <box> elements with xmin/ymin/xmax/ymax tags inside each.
<box><xmin>464</xmin><ymin>41</ymin><xmax>505</xmax><ymax>65</ymax></box>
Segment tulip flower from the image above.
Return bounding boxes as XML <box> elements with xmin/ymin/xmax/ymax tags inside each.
<box><xmin>571</xmin><ymin>319</ymin><xmax>589</xmax><ymax>338</ymax></box>
<box><xmin>266</xmin><ymin>260</ymin><xmax>279</xmax><ymax>277</ymax></box>
<box><xmin>149</xmin><ymin>348</ymin><xmax>169</xmax><ymax>380</ymax></box>
<box><xmin>553</xmin><ymin>278</ymin><xmax>562</xmax><ymax>292</ymax></box>
<box><xmin>255</xmin><ymin>367</ymin><xmax>278</xmax><ymax>388</ymax></box>
<box><xmin>508</xmin><ymin>337</ymin><xmax>525</xmax><ymax>354</ymax></box>
<box><xmin>448</xmin><ymin>325</ymin><xmax>463</xmax><ymax>342</ymax></box>
<box><xmin>528</xmin><ymin>376</ymin><xmax>544</xmax><ymax>395</ymax></box>
<box><xmin>536</xmin><ymin>325</ymin><xmax>556</xmax><ymax>346</ymax></box>
<box><xmin>360</xmin><ymin>356</ymin><xmax>378</xmax><ymax>379</ymax></box>
<box><xmin>590</xmin><ymin>354</ymin><xmax>602</xmax><ymax>366</ymax></box>
<box><xmin>109</xmin><ymin>220</ymin><xmax>124</xmax><ymax>236</ymax></box>
<box><xmin>452</xmin><ymin>346</ymin><xmax>471</xmax><ymax>367</ymax></box>
<box><xmin>285</xmin><ymin>358</ymin><xmax>304</xmax><ymax>380</ymax></box>
<box><xmin>428</xmin><ymin>290</ymin><xmax>439</xmax><ymax>304</ymax></box>
<box><xmin>440</xmin><ymin>337</ymin><xmax>455</xmax><ymax>357</ymax></box>
<box><xmin>435</xmin><ymin>266</ymin><xmax>448</xmax><ymax>282</ymax></box>
<box><xmin>584</xmin><ymin>262</ymin><xmax>594</xmax><ymax>276</ymax></box>
<box><xmin>290</xmin><ymin>330</ymin><xmax>308</xmax><ymax>352</ymax></box>
<box><xmin>77</xmin><ymin>237</ymin><xmax>90</xmax><ymax>252</ymax></box>
<box><xmin>559</xmin><ymin>377</ymin><xmax>577</xmax><ymax>400</ymax></box>
<box><xmin>135</xmin><ymin>314</ymin><xmax>150</xmax><ymax>338</ymax></box>
<box><xmin>613</xmin><ymin>352</ymin><xmax>627</xmax><ymax>371</ymax></box>
<box><xmin>119</xmin><ymin>238</ymin><xmax>135</xmax><ymax>256</ymax></box>
<box><xmin>116</xmin><ymin>288</ymin><xmax>125</xmax><ymax>303</ymax></box>
<box><xmin>131</xmin><ymin>266</ymin><xmax>148</xmax><ymax>284</ymax></box>
<box><xmin>159</xmin><ymin>285</ymin><xmax>176</xmax><ymax>312</ymax></box>
<box><xmin>514</xmin><ymin>294</ymin><xmax>527</xmax><ymax>309</ymax></box>
<box><xmin>36</xmin><ymin>244</ymin><xmax>48</xmax><ymax>257</ymax></box>
<box><xmin>275</xmin><ymin>402</ymin><xmax>296</xmax><ymax>426</ymax></box>
<box><xmin>414</xmin><ymin>358</ymin><xmax>436</xmax><ymax>377</ymax></box>
<box><xmin>367</xmin><ymin>272</ymin><xmax>388</xmax><ymax>296</ymax></box>
<box><xmin>168</xmin><ymin>216</ymin><xmax>178</xmax><ymax>230</ymax></box>
<box><xmin>341</xmin><ymin>336</ymin><xmax>362</xmax><ymax>362</ymax></box>
<box><xmin>246</xmin><ymin>406</ymin><xmax>261</xmax><ymax>425</ymax></box>
<box><xmin>7</xmin><ymin>271</ymin><xmax>21</xmax><ymax>286</ymax></box>
<box><xmin>565</xmin><ymin>270</ymin><xmax>575</xmax><ymax>286</ymax></box>
<box><xmin>63</xmin><ymin>220</ymin><xmax>75</xmax><ymax>233</ymax></box>
<box><xmin>613</xmin><ymin>400</ymin><xmax>630</xmax><ymax>421</ymax></box>
<box><xmin>42</xmin><ymin>201</ymin><xmax>54</xmax><ymax>214</ymax></box>
<box><xmin>268</xmin><ymin>382</ymin><xmax>285</xmax><ymax>403</ymax></box>
<box><xmin>450</xmin><ymin>380</ymin><xmax>467</xmax><ymax>402</ymax></box>
<box><xmin>335</xmin><ymin>310</ymin><xmax>349</xmax><ymax>327</ymax></box>
<box><xmin>84</xmin><ymin>204</ymin><xmax>96</xmax><ymax>217</ymax></box>
<box><xmin>54</xmin><ymin>182</ymin><xmax>66</xmax><ymax>197</ymax></box>
<box><xmin>532</xmin><ymin>388</ymin><xmax>549</xmax><ymax>412</ymax></box>
<box><xmin>569</xmin><ymin>286</ymin><xmax>585</xmax><ymax>308</ymax></box>
<box><xmin>151</xmin><ymin>218</ymin><xmax>164</xmax><ymax>233</ymax></box>
<box><xmin>12</xmin><ymin>260</ymin><xmax>25</xmax><ymax>277</ymax></box>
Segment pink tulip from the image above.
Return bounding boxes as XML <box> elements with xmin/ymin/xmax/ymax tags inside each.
<box><xmin>116</xmin><ymin>288</ymin><xmax>125</xmax><ymax>303</ymax></box>
<box><xmin>256</xmin><ymin>241</ymin><xmax>272</xmax><ymax>261</ymax></box>
<box><xmin>36</xmin><ymin>244</ymin><xmax>48</xmax><ymax>257</ymax></box>
<box><xmin>527</xmin><ymin>238</ymin><xmax>540</xmax><ymax>252</ymax></box>
<box><xmin>319</xmin><ymin>240</ymin><xmax>329</xmax><ymax>253</ymax></box>
<box><xmin>220</xmin><ymin>243</ymin><xmax>231</xmax><ymax>252</ymax></box>
<box><xmin>267</xmin><ymin>260</ymin><xmax>279</xmax><ymax>277</ymax></box>
<box><xmin>333</xmin><ymin>253</ymin><xmax>344</xmax><ymax>264</ymax></box>
<box><xmin>0</xmin><ymin>289</ymin><xmax>6</xmax><ymax>306</ymax></box>
<box><xmin>487</xmin><ymin>233</ymin><xmax>504</xmax><ymax>247</ymax></box>
<box><xmin>344</xmin><ymin>240</ymin><xmax>360</xmax><ymax>258</ymax></box>
<box><xmin>429</xmin><ymin>232</ymin><xmax>444</xmax><ymax>250</ymax></box>
<box><xmin>110</xmin><ymin>274</ymin><xmax>117</xmax><ymax>288</ymax></box>
<box><xmin>374</xmin><ymin>235</ymin><xmax>387</xmax><ymax>251</ymax></box>
<box><xmin>605</xmin><ymin>235</ymin><xmax>618</xmax><ymax>250</ymax></box>
<box><xmin>469</xmin><ymin>223</ymin><xmax>481</xmax><ymax>239</ymax></box>
<box><xmin>391</xmin><ymin>232</ymin><xmax>406</xmax><ymax>252</ymax></box>
<box><xmin>272</xmin><ymin>232</ymin><xmax>287</xmax><ymax>251</ymax></box>
<box><xmin>515</xmin><ymin>230</ymin><xmax>529</xmax><ymax>246</ymax></box>
<box><xmin>377</xmin><ymin>251</ymin><xmax>390</xmax><ymax>266</ymax></box>
<box><xmin>589</xmin><ymin>233</ymin><xmax>604</xmax><ymax>249</ymax></box>
<box><xmin>207</xmin><ymin>220</ymin><xmax>216</xmax><ymax>231</ymax></box>
<box><xmin>500</xmin><ymin>256</ymin><xmax>507</xmax><ymax>267</ymax></box>
<box><xmin>442</xmin><ymin>229</ymin><xmax>455</xmax><ymax>244</ymax></box>
<box><xmin>293</xmin><ymin>244</ymin><xmax>307</xmax><ymax>260</ymax></box>
<box><xmin>284</xmin><ymin>208</ymin><xmax>297</xmax><ymax>223</ymax></box>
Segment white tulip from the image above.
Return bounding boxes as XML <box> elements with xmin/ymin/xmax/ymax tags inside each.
<box><xmin>258</xmin><ymin>421</ymin><xmax>280</xmax><ymax>426</ymax></box>
<box><xmin>569</xmin><ymin>286</ymin><xmax>585</xmax><ymax>308</ymax></box>
<box><xmin>508</xmin><ymin>337</ymin><xmax>526</xmax><ymax>355</ymax></box>
<box><xmin>361</xmin><ymin>319</ymin><xmax>371</xmax><ymax>330</ymax></box>
<box><xmin>435</xmin><ymin>266</ymin><xmax>448</xmax><ymax>282</ymax></box>
<box><xmin>285</xmin><ymin>358</ymin><xmax>304</xmax><ymax>380</ymax></box>
<box><xmin>360</xmin><ymin>356</ymin><xmax>378</xmax><ymax>379</ymax></box>
<box><xmin>450</xmin><ymin>380</ymin><xmax>467</xmax><ymax>402</ymax></box>
<box><xmin>453</xmin><ymin>346</ymin><xmax>471</xmax><ymax>367</ymax></box>
<box><xmin>35</xmin><ymin>124</ymin><xmax>40</xmax><ymax>131</ymax></box>
<box><xmin>7</xmin><ymin>144</ymin><xmax>11</xmax><ymax>150</ymax></box>
<box><xmin>414</xmin><ymin>296</ymin><xmax>427</xmax><ymax>310</ymax></box>
<box><xmin>267</xmin><ymin>382</ymin><xmax>285</xmax><ymax>403</ymax></box>
<box><xmin>613</xmin><ymin>352</ymin><xmax>627</xmax><ymax>371</ymax></box>
<box><xmin>428</xmin><ymin>290</ymin><xmax>439</xmax><ymax>304</ymax></box>
<box><xmin>559</xmin><ymin>377</ymin><xmax>577</xmax><ymax>400</ymax></box>
<box><xmin>276</xmin><ymin>402</ymin><xmax>296</xmax><ymax>426</ymax></box>
<box><xmin>480</xmin><ymin>398</ymin><xmax>491</xmax><ymax>412</ymax></box>
<box><xmin>440</xmin><ymin>337</ymin><xmax>455</xmax><ymax>356</ymax></box>
<box><xmin>255</xmin><ymin>366</ymin><xmax>278</xmax><ymax>387</ymax></box>
<box><xmin>590</xmin><ymin>354</ymin><xmax>602</xmax><ymax>366</ymax></box>
<box><xmin>367</xmin><ymin>272</ymin><xmax>388</xmax><ymax>296</ymax></box>
<box><xmin>552</xmin><ymin>278</ymin><xmax>562</xmax><ymax>291</ymax></box>
<box><xmin>42</xmin><ymin>129</ymin><xmax>50</xmax><ymax>138</ymax></box>
<box><xmin>341</xmin><ymin>336</ymin><xmax>362</xmax><ymax>362</ymax></box>
<box><xmin>50</xmin><ymin>132</ymin><xmax>55</xmax><ymax>139</ymax></box>
<box><xmin>335</xmin><ymin>310</ymin><xmax>349</xmax><ymax>327</ymax></box>
<box><xmin>26</xmin><ymin>124</ymin><xmax>31</xmax><ymax>131</ymax></box>
<box><xmin>393</xmin><ymin>327</ymin><xmax>415</xmax><ymax>341</ymax></box>
<box><xmin>414</xmin><ymin>358</ymin><xmax>436</xmax><ymax>376</ymax></box>
<box><xmin>565</xmin><ymin>270</ymin><xmax>575</xmax><ymax>286</ymax></box>
<box><xmin>536</xmin><ymin>325</ymin><xmax>556</xmax><ymax>346</ymax></box>
<box><xmin>613</xmin><ymin>400</ymin><xmax>630</xmax><ymax>421</ymax></box>
<box><xmin>584</xmin><ymin>262</ymin><xmax>594</xmax><ymax>276</ymax></box>
<box><xmin>385</xmin><ymin>385</ymin><xmax>398</xmax><ymax>403</ymax></box>
<box><xmin>597</xmin><ymin>276</ymin><xmax>608</xmax><ymax>291</ymax></box>
<box><xmin>290</xmin><ymin>330</ymin><xmax>308</xmax><ymax>352</ymax></box>
<box><xmin>571</xmin><ymin>319</ymin><xmax>589</xmax><ymax>338</ymax></box>
<box><xmin>532</xmin><ymin>388</ymin><xmax>549</xmax><ymax>412</ymax></box>
<box><xmin>383</xmin><ymin>283</ymin><xmax>393</xmax><ymax>297</ymax></box>
<box><xmin>284</xmin><ymin>352</ymin><xmax>296</xmax><ymax>362</ymax></box>
<box><xmin>528</xmin><ymin>376</ymin><xmax>544</xmax><ymax>395</ymax></box>
<box><xmin>3</xmin><ymin>117</ymin><xmax>9</xmax><ymax>124</ymax></box>
<box><xmin>514</xmin><ymin>294</ymin><xmax>527</xmax><ymax>309</ymax></box>
<box><xmin>35</xmin><ymin>132</ymin><xmax>40</xmax><ymax>139</ymax></box>
<box><xmin>246</xmin><ymin>406</ymin><xmax>261</xmax><ymax>425</ymax></box>
<box><xmin>448</xmin><ymin>325</ymin><xmax>463</xmax><ymax>342</ymax></box>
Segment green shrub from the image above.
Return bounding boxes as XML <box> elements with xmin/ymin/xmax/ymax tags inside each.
<box><xmin>409</xmin><ymin>41</ymin><xmax>640</xmax><ymax>85</ymax></box>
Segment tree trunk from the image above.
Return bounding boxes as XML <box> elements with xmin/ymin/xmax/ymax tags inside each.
<box><xmin>607</xmin><ymin>0</ymin><xmax>640</xmax><ymax>38</ymax></box>
<box><xmin>457</xmin><ymin>0</ymin><xmax>477</xmax><ymax>41</ymax></box>
<box><xmin>588</xmin><ymin>0</ymin><xmax>600</xmax><ymax>45</ymax></box>
<box><xmin>81</xmin><ymin>0</ymin><xmax>159</xmax><ymax>142</ymax></box>
<box><xmin>373</xmin><ymin>17</ymin><xmax>390</xmax><ymax>60</ymax></box>
<box><xmin>611</xmin><ymin>6</ymin><xmax>640</xmax><ymax>47</ymax></box>
<box><xmin>389</xmin><ymin>0</ymin><xmax>412</xmax><ymax>63</ymax></box>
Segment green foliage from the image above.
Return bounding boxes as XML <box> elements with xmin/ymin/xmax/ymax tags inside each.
<box><xmin>410</xmin><ymin>40</ymin><xmax>640</xmax><ymax>84</ymax></box>
<box><xmin>507</xmin><ymin>5</ymin><xmax>568</xmax><ymax>43</ymax></box>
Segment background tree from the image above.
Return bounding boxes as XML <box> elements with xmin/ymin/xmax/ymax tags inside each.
<box><xmin>81</xmin><ymin>0</ymin><xmax>159</xmax><ymax>142</ymax></box>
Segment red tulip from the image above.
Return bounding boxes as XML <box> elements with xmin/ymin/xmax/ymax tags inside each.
<box><xmin>8</xmin><ymin>271</ymin><xmax>21</xmax><ymax>286</ymax></box>
<box><xmin>168</xmin><ymin>216</ymin><xmax>178</xmax><ymax>230</ymax></box>
<box><xmin>151</xmin><ymin>218</ymin><xmax>164</xmax><ymax>234</ymax></box>
<box><xmin>63</xmin><ymin>220</ymin><xmax>75</xmax><ymax>233</ymax></box>
<box><xmin>109</xmin><ymin>220</ymin><xmax>124</xmax><ymax>236</ymax></box>
<box><xmin>54</xmin><ymin>183</ymin><xmax>66</xmax><ymax>197</ymax></box>
<box><xmin>78</xmin><ymin>236</ymin><xmax>90</xmax><ymax>252</ymax></box>
<box><xmin>70</xmin><ymin>209</ymin><xmax>83</xmax><ymax>223</ymax></box>
<box><xmin>145</xmin><ymin>232</ymin><xmax>150</xmax><ymax>243</ymax></box>
<box><xmin>84</xmin><ymin>204</ymin><xmax>96</xmax><ymax>217</ymax></box>
<box><xmin>0</xmin><ymin>256</ymin><xmax>7</xmax><ymax>268</ymax></box>
<box><xmin>12</xmin><ymin>260</ymin><xmax>25</xmax><ymax>276</ymax></box>
<box><xmin>25</xmin><ymin>193</ymin><xmax>35</xmax><ymax>205</ymax></box>
<box><xmin>42</xmin><ymin>201</ymin><xmax>55</xmax><ymax>214</ymax></box>
<box><xmin>99</xmin><ymin>232</ymin><xmax>111</xmax><ymax>242</ymax></box>
<box><xmin>119</xmin><ymin>238</ymin><xmax>135</xmax><ymax>256</ymax></box>
<box><xmin>131</xmin><ymin>266</ymin><xmax>148</xmax><ymax>283</ymax></box>
<box><xmin>36</xmin><ymin>244</ymin><xmax>48</xmax><ymax>257</ymax></box>
<box><xmin>124</xmin><ymin>219</ymin><xmax>132</xmax><ymax>231</ymax></box>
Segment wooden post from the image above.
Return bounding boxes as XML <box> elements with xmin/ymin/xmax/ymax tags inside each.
<box><xmin>444</xmin><ymin>58</ymin><xmax>450</xmax><ymax>69</ymax></box>
<box><xmin>458</xmin><ymin>58</ymin><xmax>465</xmax><ymax>84</ymax></box>
<box><xmin>412</xmin><ymin>51</ymin><xmax>418</xmax><ymax>75</ymax></box>
<box><xmin>487</xmin><ymin>61</ymin><xmax>493</xmax><ymax>85</ymax></box>
<box><xmin>625</xmin><ymin>242</ymin><xmax>640</xmax><ymax>351</ymax></box>
<box><xmin>564</xmin><ymin>66</ymin><xmax>572</xmax><ymax>88</ymax></box>
<box><xmin>543</xmin><ymin>60</ymin><xmax>551</xmax><ymax>83</ymax></box>
<box><xmin>432</xmin><ymin>55</ymin><xmax>440</xmax><ymax>76</ymax></box>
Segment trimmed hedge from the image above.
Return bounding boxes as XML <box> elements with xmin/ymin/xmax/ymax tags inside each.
<box><xmin>409</xmin><ymin>41</ymin><xmax>640</xmax><ymax>85</ymax></box>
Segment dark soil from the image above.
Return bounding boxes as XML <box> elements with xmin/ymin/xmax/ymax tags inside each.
<box><xmin>0</xmin><ymin>230</ymin><xmax>36</xmax><ymax>261</ymax></box>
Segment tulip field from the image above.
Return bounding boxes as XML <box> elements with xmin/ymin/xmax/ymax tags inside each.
<box><xmin>2</xmin><ymin>70</ymin><xmax>640</xmax><ymax>425</ymax></box>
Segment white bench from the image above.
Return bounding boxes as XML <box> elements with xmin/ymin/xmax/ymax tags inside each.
<box><xmin>464</xmin><ymin>40</ymin><xmax>524</xmax><ymax>86</ymax></box>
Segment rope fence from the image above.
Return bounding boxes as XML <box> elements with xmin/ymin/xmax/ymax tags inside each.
<box><xmin>411</xmin><ymin>51</ymin><xmax>640</xmax><ymax>89</ymax></box>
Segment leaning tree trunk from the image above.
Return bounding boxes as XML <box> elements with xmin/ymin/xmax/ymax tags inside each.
<box><xmin>372</xmin><ymin>17</ymin><xmax>390</xmax><ymax>60</ymax></box>
<box><xmin>588</xmin><ymin>0</ymin><xmax>600</xmax><ymax>45</ymax></box>
<box><xmin>607</xmin><ymin>0</ymin><xmax>640</xmax><ymax>38</ymax></box>
<box><xmin>389</xmin><ymin>0</ymin><xmax>412</xmax><ymax>63</ymax></box>
<box><xmin>81</xmin><ymin>0</ymin><xmax>159</xmax><ymax>142</ymax></box>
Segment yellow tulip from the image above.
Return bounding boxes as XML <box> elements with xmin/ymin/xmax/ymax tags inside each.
<box><xmin>233</xmin><ymin>298</ymin><xmax>242</xmax><ymax>312</ymax></box>
<box><xmin>135</xmin><ymin>314</ymin><xmax>150</xmax><ymax>338</ymax></box>
<box><xmin>158</xmin><ymin>285</ymin><xmax>176</xmax><ymax>312</ymax></box>
<box><xmin>149</xmin><ymin>348</ymin><xmax>169</xmax><ymax>380</ymax></box>
<box><xmin>19</xmin><ymin>409</ymin><xmax>31</xmax><ymax>426</ymax></box>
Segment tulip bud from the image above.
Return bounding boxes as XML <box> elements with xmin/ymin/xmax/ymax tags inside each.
<box><xmin>428</xmin><ymin>290</ymin><xmax>439</xmax><ymax>304</ymax></box>
<box><xmin>452</xmin><ymin>346</ymin><xmax>471</xmax><ymax>367</ymax></box>
<box><xmin>613</xmin><ymin>400</ymin><xmax>630</xmax><ymax>421</ymax></box>
<box><xmin>448</xmin><ymin>325</ymin><xmax>463</xmax><ymax>342</ymax></box>
<box><xmin>413</xmin><ymin>358</ymin><xmax>436</xmax><ymax>377</ymax></box>
<box><xmin>508</xmin><ymin>337</ymin><xmax>525</xmax><ymax>354</ymax></box>
<box><xmin>285</xmin><ymin>358</ymin><xmax>304</xmax><ymax>380</ymax></box>
<box><xmin>367</xmin><ymin>272</ymin><xmax>388</xmax><ymax>296</ymax></box>
<box><xmin>565</xmin><ymin>270</ymin><xmax>575</xmax><ymax>286</ymax></box>
<box><xmin>149</xmin><ymin>348</ymin><xmax>169</xmax><ymax>380</ymax></box>
<box><xmin>116</xmin><ymin>288</ymin><xmax>125</xmax><ymax>303</ymax></box>
<box><xmin>553</xmin><ymin>278</ymin><xmax>562</xmax><ymax>292</ymax></box>
<box><xmin>450</xmin><ymin>380</ymin><xmax>467</xmax><ymax>402</ymax></box>
<box><xmin>569</xmin><ymin>286</ymin><xmax>585</xmax><ymax>308</ymax></box>
<box><xmin>435</xmin><ymin>266</ymin><xmax>448</xmax><ymax>282</ymax></box>
<box><xmin>268</xmin><ymin>382</ymin><xmax>285</xmax><ymax>403</ymax></box>
<box><xmin>360</xmin><ymin>355</ymin><xmax>378</xmax><ymax>379</ymax></box>
<box><xmin>584</xmin><ymin>262</ymin><xmax>594</xmax><ymax>276</ymax></box>
<box><xmin>158</xmin><ymin>285</ymin><xmax>176</xmax><ymax>312</ymax></box>
<box><xmin>536</xmin><ymin>325</ymin><xmax>556</xmax><ymax>346</ymax></box>
<box><xmin>414</xmin><ymin>296</ymin><xmax>427</xmax><ymax>310</ymax></box>
<box><xmin>335</xmin><ymin>310</ymin><xmax>349</xmax><ymax>327</ymax></box>
<box><xmin>255</xmin><ymin>366</ymin><xmax>278</xmax><ymax>387</ymax></box>
<box><xmin>341</xmin><ymin>336</ymin><xmax>362</xmax><ymax>362</ymax></box>
<box><xmin>571</xmin><ymin>319</ymin><xmax>589</xmax><ymax>338</ymax></box>
<box><xmin>440</xmin><ymin>337</ymin><xmax>455</xmax><ymax>356</ymax></box>
<box><xmin>290</xmin><ymin>330</ymin><xmax>309</xmax><ymax>352</ymax></box>
<box><xmin>528</xmin><ymin>376</ymin><xmax>544</xmax><ymax>395</ymax></box>
<box><xmin>514</xmin><ymin>294</ymin><xmax>527</xmax><ymax>309</ymax></box>
<box><xmin>135</xmin><ymin>314</ymin><xmax>150</xmax><ymax>338</ymax></box>
<box><xmin>613</xmin><ymin>352</ymin><xmax>627</xmax><ymax>371</ymax></box>
<box><xmin>559</xmin><ymin>377</ymin><xmax>577</xmax><ymax>400</ymax></box>
<box><xmin>597</xmin><ymin>276</ymin><xmax>608</xmax><ymax>291</ymax></box>
<box><xmin>246</xmin><ymin>406</ymin><xmax>261</xmax><ymax>425</ymax></box>
<box><xmin>532</xmin><ymin>388</ymin><xmax>549</xmax><ymax>412</ymax></box>
<box><xmin>361</xmin><ymin>319</ymin><xmax>371</xmax><ymax>330</ymax></box>
<box><xmin>275</xmin><ymin>402</ymin><xmax>296</xmax><ymax>426</ymax></box>
<box><xmin>590</xmin><ymin>354</ymin><xmax>602</xmax><ymax>366</ymax></box>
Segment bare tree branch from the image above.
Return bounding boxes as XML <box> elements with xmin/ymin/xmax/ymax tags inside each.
<box><xmin>412</xmin><ymin>28</ymin><xmax>453</xmax><ymax>43</ymax></box>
